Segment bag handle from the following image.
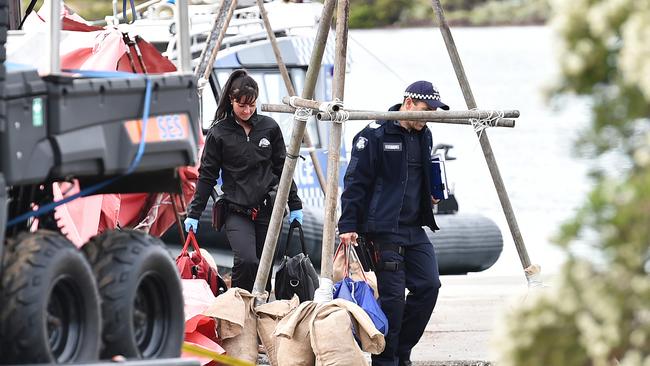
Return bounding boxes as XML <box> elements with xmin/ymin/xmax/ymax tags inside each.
<box><xmin>333</xmin><ymin>241</ymin><xmax>350</xmax><ymax>277</ymax></box>
<box><xmin>347</xmin><ymin>244</ymin><xmax>369</xmax><ymax>283</ymax></box>
<box><xmin>283</xmin><ymin>220</ymin><xmax>307</xmax><ymax>256</ymax></box>
<box><xmin>181</xmin><ymin>230</ymin><xmax>203</xmax><ymax>260</ymax></box>
<box><xmin>334</xmin><ymin>241</ymin><xmax>369</xmax><ymax>282</ymax></box>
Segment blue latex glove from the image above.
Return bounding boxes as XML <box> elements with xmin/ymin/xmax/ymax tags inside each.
<box><xmin>288</xmin><ymin>209</ymin><xmax>303</xmax><ymax>225</ymax></box>
<box><xmin>184</xmin><ymin>217</ymin><xmax>198</xmax><ymax>233</ymax></box>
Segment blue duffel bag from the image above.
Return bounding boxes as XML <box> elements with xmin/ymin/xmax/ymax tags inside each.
<box><xmin>334</xmin><ymin>277</ymin><xmax>388</xmax><ymax>336</ymax></box>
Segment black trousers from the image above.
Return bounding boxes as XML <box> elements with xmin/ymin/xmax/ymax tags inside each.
<box><xmin>372</xmin><ymin>242</ymin><xmax>441</xmax><ymax>366</ymax></box>
<box><xmin>223</xmin><ymin>203</ymin><xmax>273</xmax><ymax>292</ymax></box>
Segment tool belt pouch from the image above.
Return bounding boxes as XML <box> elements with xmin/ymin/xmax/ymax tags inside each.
<box><xmin>265</xmin><ymin>184</ymin><xmax>278</xmax><ymax>208</ymax></box>
<box><xmin>211</xmin><ymin>196</ymin><xmax>227</xmax><ymax>231</ymax></box>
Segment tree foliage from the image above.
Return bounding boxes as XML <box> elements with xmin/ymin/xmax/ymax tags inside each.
<box><xmin>349</xmin><ymin>0</ymin><xmax>548</xmax><ymax>28</ymax></box>
<box><xmin>348</xmin><ymin>0</ymin><xmax>413</xmax><ymax>29</ymax></box>
<box><xmin>496</xmin><ymin>1</ymin><xmax>650</xmax><ymax>365</ymax></box>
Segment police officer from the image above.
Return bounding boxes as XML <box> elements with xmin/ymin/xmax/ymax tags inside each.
<box><xmin>184</xmin><ymin>70</ymin><xmax>303</xmax><ymax>292</ymax></box>
<box><xmin>338</xmin><ymin>81</ymin><xmax>449</xmax><ymax>366</ymax></box>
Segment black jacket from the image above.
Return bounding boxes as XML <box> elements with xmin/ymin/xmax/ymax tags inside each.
<box><xmin>338</xmin><ymin>105</ymin><xmax>438</xmax><ymax>234</ymax></box>
<box><xmin>188</xmin><ymin>112</ymin><xmax>302</xmax><ymax>219</ymax></box>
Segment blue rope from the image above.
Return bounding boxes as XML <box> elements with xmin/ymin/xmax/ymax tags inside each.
<box><xmin>127</xmin><ymin>78</ymin><xmax>153</xmax><ymax>175</ymax></box>
<box><xmin>7</xmin><ymin>78</ymin><xmax>153</xmax><ymax>228</ymax></box>
<box><xmin>62</xmin><ymin>69</ymin><xmax>142</xmax><ymax>79</ymax></box>
<box><xmin>123</xmin><ymin>0</ymin><xmax>137</xmax><ymax>24</ymax></box>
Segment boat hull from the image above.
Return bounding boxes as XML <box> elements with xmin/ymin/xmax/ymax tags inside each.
<box><xmin>162</xmin><ymin>205</ymin><xmax>503</xmax><ymax>275</ymax></box>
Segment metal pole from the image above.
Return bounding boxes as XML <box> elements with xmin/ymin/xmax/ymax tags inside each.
<box><xmin>430</xmin><ymin>0</ymin><xmax>532</xmax><ymax>271</ymax></box>
<box><xmin>194</xmin><ymin>0</ymin><xmax>235</xmax><ymax>78</ymax></box>
<box><xmin>257</xmin><ymin>0</ymin><xmax>295</xmax><ymax>97</ymax></box>
<box><xmin>8</xmin><ymin>0</ymin><xmax>20</xmax><ymax>30</ymax></box>
<box><xmin>175</xmin><ymin>0</ymin><xmax>192</xmax><ymax>73</ymax></box>
<box><xmin>193</xmin><ymin>0</ymin><xmax>235</xmax><ymax>138</ymax></box>
<box><xmin>0</xmin><ymin>174</ymin><xmax>6</xmax><ymax>267</ymax></box>
<box><xmin>256</xmin><ymin>0</ymin><xmax>328</xmax><ymax>194</ymax></box>
<box><xmin>319</xmin><ymin>0</ymin><xmax>350</xmax><ymax>289</ymax></box>
<box><xmin>201</xmin><ymin>0</ymin><xmax>238</xmax><ymax>80</ymax></box>
<box><xmin>47</xmin><ymin>0</ymin><xmax>61</xmax><ymax>74</ymax></box>
<box><xmin>171</xmin><ymin>194</ymin><xmax>187</xmax><ymax>245</ymax></box>
<box><xmin>251</xmin><ymin>0</ymin><xmax>337</xmax><ymax>303</ymax></box>
<box><xmin>301</xmin><ymin>3</ymin><xmax>335</xmax><ymax>101</ymax></box>
<box><xmin>112</xmin><ymin>0</ymin><xmax>119</xmax><ymax>19</ymax></box>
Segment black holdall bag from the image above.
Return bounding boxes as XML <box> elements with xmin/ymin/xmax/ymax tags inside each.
<box><xmin>274</xmin><ymin>220</ymin><xmax>319</xmax><ymax>302</ymax></box>
<box><xmin>355</xmin><ymin>235</ymin><xmax>379</xmax><ymax>272</ymax></box>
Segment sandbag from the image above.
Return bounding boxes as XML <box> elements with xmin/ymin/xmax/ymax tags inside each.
<box><xmin>275</xmin><ymin>301</ymin><xmax>319</xmax><ymax>366</ymax></box>
<box><xmin>310</xmin><ymin>304</ymin><xmax>367</xmax><ymax>366</ymax></box>
<box><xmin>255</xmin><ymin>295</ymin><xmax>300</xmax><ymax>366</ymax></box>
<box><xmin>204</xmin><ymin>288</ymin><xmax>258</xmax><ymax>363</ymax></box>
<box><xmin>309</xmin><ymin>299</ymin><xmax>386</xmax><ymax>365</ymax></box>
<box><xmin>330</xmin><ymin>299</ymin><xmax>385</xmax><ymax>354</ymax></box>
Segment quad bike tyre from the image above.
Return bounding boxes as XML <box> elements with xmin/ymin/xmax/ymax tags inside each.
<box><xmin>0</xmin><ymin>230</ymin><xmax>102</xmax><ymax>364</ymax></box>
<box><xmin>83</xmin><ymin>229</ymin><xmax>184</xmax><ymax>359</ymax></box>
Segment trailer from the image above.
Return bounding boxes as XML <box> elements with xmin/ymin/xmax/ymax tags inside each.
<box><xmin>0</xmin><ymin>0</ymin><xmax>202</xmax><ymax>364</ymax></box>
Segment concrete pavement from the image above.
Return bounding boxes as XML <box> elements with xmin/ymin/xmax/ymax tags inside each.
<box><xmin>409</xmin><ymin>274</ymin><xmax>530</xmax><ymax>365</ymax></box>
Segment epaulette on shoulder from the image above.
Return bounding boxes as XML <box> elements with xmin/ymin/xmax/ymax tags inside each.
<box><xmin>368</xmin><ymin>121</ymin><xmax>381</xmax><ymax>129</ymax></box>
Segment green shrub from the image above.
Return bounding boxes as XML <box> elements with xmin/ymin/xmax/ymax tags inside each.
<box><xmin>495</xmin><ymin>1</ymin><xmax>650</xmax><ymax>364</ymax></box>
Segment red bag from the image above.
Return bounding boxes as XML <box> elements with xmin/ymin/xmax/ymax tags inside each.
<box><xmin>176</xmin><ymin>231</ymin><xmax>227</xmax><ymax>297</ymax></box>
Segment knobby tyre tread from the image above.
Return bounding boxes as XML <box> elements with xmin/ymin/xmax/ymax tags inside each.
<box><xmin>0</xmin><ymin>230</ymin><xmax>101</xmax><ymax>364</ymax></box>
<box><xmin>83</xmin><ymin>229</ymin><xmax>184</xmax><ymax>360</ymax></box>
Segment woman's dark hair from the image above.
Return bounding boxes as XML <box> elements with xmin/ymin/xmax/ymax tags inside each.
<box><xmin>214</xmin><ymin>69</ymin><xmax>259</xmax><ymax>121</ymax></box>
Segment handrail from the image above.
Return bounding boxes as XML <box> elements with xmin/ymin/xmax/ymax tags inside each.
<box><xmin>47</xmin><ymin>0</ymin><xmax>61</xmax><ymax>75</ymax></box>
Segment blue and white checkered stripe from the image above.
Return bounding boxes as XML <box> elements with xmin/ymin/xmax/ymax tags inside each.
<box><xmin>404</xmin><ymin>91</ymin><xmax>442</xmax><ymax>101</ymax></box>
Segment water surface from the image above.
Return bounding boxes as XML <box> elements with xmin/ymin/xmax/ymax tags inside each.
<box><xmin>344</xmin><ymin>26</ymin><xmax>592</xmax><ymax>276</ymax></box>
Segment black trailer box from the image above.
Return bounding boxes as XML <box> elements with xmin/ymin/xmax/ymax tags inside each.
<box><xmin>0</xmin><ymin>64</ymin><xmax>54</xmax><ymax>185</ymax></box>
<box><xmin>44</xmin><ymin>74</ymin><xmax>200</xmax><ymax>179</ymax></box>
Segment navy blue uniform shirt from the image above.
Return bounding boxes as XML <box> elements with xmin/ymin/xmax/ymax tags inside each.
<box><xmin>338</xmin><ymin>104</ymin><xmax>438</xmax><ymax>239</ymax></box>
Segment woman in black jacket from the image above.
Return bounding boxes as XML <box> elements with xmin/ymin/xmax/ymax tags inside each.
<box><xmin>184</xmin><ymin>69</ymin><xmax>303</xmax><ymax>291</ymax></box>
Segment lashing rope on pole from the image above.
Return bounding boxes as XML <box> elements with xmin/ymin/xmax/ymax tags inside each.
<box><xmin>288</xmin><ymin>96</ymin><xmax>302</xmax><ymax>109</ymax></box>
<box><xmin>320</xmin><ymin>110</ymin><xmax>350</xmax><ymax>124</ymax></box>
<box><xmin>324</xmin><ymin>98</ymin><xmax>345</xmax><ymax>114</ymax></box>
<box><xmin>469</xmin><ymin>108</ymin><xmax>505</xmax><ymax>139</ymax></box>
<box><xmin>293</xmin><ymin>107</ymin><xmax>312</xmax><ymax>123</ymax></box>
<box><xmin>331</xmin><ymin>109</ymin><xmax>350</xmax><ymax>124</ymax></box>
<box><xmin>328</xmin><ymin>98</ymin><xmax>348</xmax><ymax>123</ymax></box>
<box><xmin>285</xmin><ymin>107</ymin><xmax>312</xmax><ymax>161</ymax></box>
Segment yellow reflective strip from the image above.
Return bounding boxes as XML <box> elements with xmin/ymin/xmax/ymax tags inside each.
<box><xmin>182</xmin><ymin>342</ymin><xmax>255</xmax><ymax>366</ymax></box>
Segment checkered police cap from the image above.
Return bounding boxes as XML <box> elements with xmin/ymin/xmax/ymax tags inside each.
<box><xmin>404</xmin><ymin>80</ymin><xmax>449</xmax><ymax>110</ymax></box>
